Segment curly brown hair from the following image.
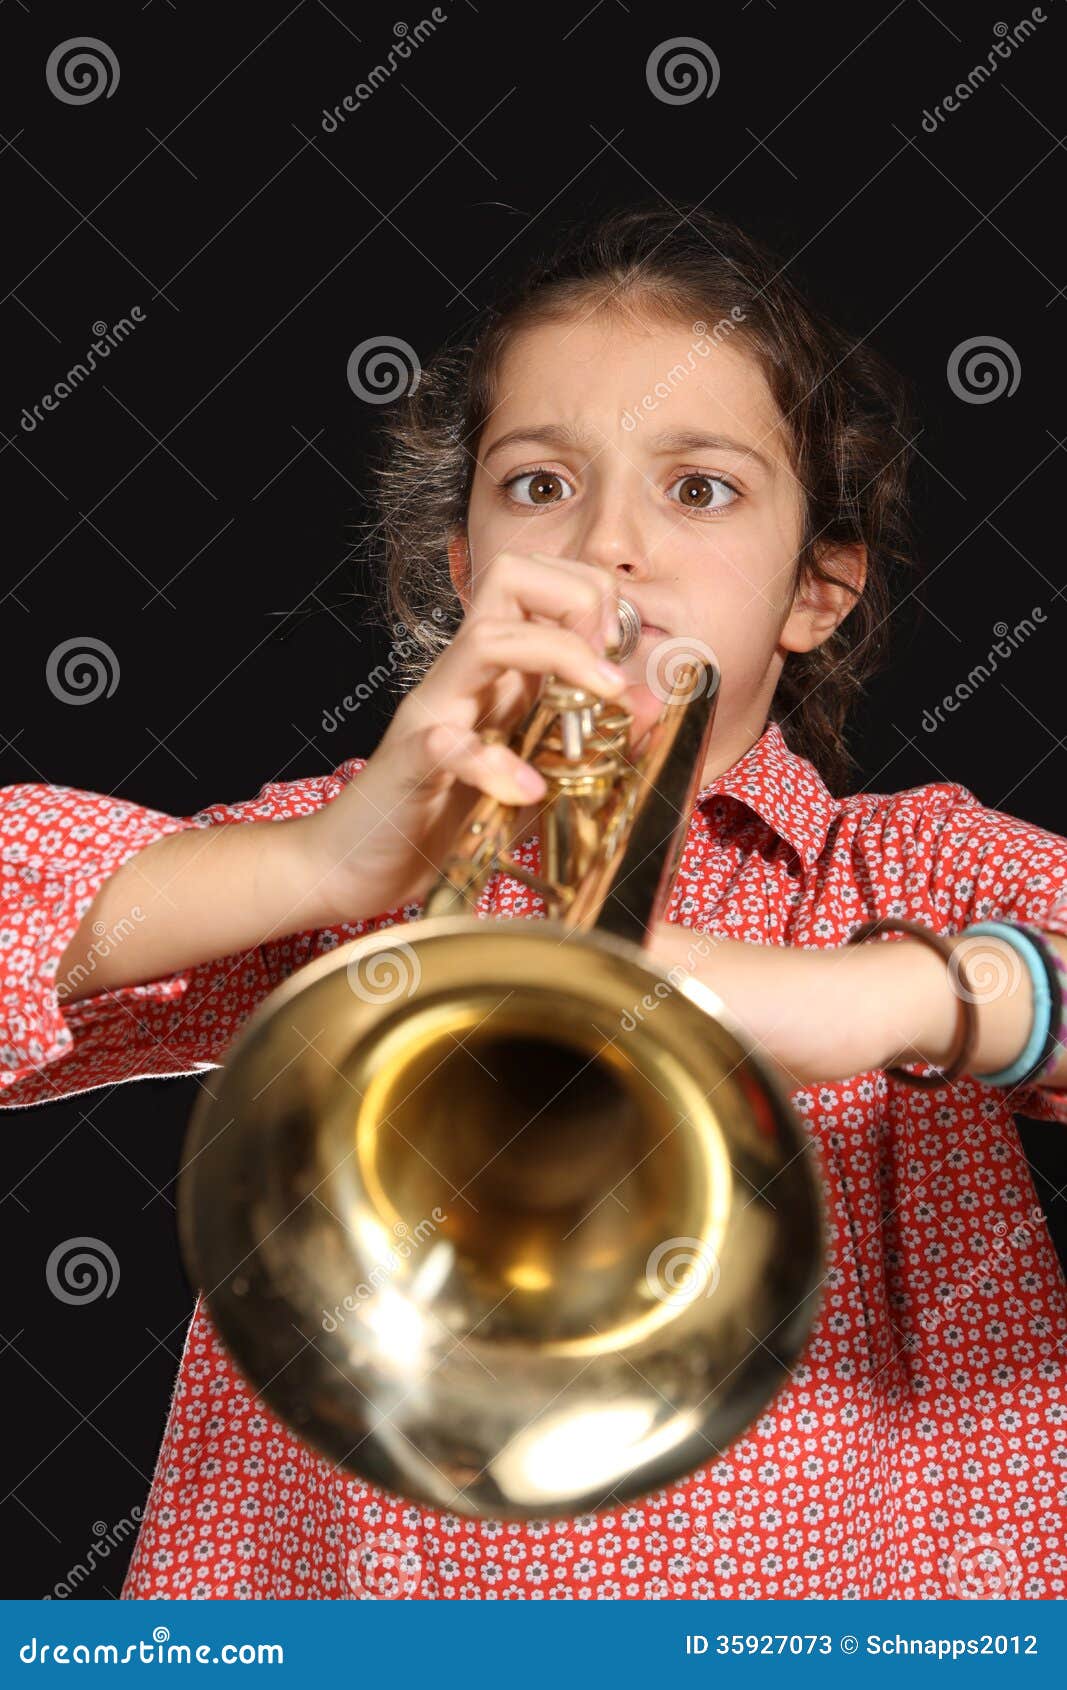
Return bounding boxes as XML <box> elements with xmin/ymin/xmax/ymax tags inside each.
<box><xmin>367</xmin><ymin>204</ymin><xmax>919</xmax><ymax>795</ymax></box>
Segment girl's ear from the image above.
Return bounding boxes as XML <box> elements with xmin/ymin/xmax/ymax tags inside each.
<box><xmin>447</xmin><ymin>530</ymin><xmax>473</xmax><ymax>611</ymax></box>
<box><xmin>780</xmin><ymin>543</ymin><xmax>867</xmax><ymax>655</ymax></box>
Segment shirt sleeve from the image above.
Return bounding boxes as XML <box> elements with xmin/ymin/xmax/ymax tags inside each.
<box><xmin>0</xmin><ymin>757</ymin><xmax>388</xmax><ymax>1110</ymax></box>
<box><xmin>915</xmin><ymin>780</ymin><xmax>1067</xmax><ymax>1123</ymax></box>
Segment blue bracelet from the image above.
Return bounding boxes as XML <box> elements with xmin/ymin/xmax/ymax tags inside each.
<box><xmin>963</xmin><ymin>920</ymin><xmax>1053</xmax><ymax>1086</ymax></box>
<box><xmin>1018</xmin><ymin>922</ymin><xmax>1067</xmax><ymax>1082</ymax></box>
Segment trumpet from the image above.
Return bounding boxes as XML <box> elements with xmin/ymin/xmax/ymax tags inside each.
<box><xmin>178</xmin><ymin>597</ymin><xmax>823</xmax><ymax>1519</ymax></box>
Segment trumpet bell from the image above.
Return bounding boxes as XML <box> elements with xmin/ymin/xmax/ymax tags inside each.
<box><xmin>180</xmin><ymin>915</ymin><xmax>823</xmax><ymax>1519</ymax></box>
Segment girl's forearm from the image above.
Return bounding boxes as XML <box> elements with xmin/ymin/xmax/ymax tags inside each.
<box><xmin>55</xmin><ymin>817</ymin><xmax>328</xmax><ymax>1007</ymax></box>
<box><xmin>649</xmin><ymin>923</ymin><xmax>1059</xmax><ymax>1090</ymax></box>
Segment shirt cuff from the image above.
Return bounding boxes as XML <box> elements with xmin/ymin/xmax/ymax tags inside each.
<box><xmin>0</xmin><ymin>819</ymin><xmax>199</xmax><ymax>1089</ymax></box>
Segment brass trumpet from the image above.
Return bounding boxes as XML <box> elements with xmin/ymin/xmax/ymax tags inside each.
<box><xmin>178</xmin><ymin>598</ymin><xmax>823</xmax><ymax>1518</ymax></box>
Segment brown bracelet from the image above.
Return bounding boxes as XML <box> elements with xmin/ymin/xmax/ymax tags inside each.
<box><xmin>845</xmin><ymin>916</ymin><xmax>979</xmax><ymax>1089</ymax></box>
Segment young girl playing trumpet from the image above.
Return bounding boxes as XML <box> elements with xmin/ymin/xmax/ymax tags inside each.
<box><xmin>3</xmin><ymin>204</ymin><xmax>1065</xmax><ymax>1600</ymax></box>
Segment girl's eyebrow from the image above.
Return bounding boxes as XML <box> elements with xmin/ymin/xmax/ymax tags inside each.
<box><xmin>481</xmin><ymin>423</ymin><xmax>773</xmax><ymax>473</ymax></box>
<box><xmin>481</xmin><ymin>423</ymin><xmax>597</xmax><ymax>461</ymax></box>
<box><xmin>646</xmin><ymin>428</ymin><xmax>774</xmax><ymax>473</ymax></box>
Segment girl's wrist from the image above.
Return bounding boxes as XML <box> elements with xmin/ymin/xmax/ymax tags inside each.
<box><xmin>871</xmin><ymin>931</ymin><xmax>1034</xmax><ymax>1079</ymax></box>
<box><xmin>289</xmin><ymin>776</ymin><xmax>415</xmax><ymax>931</ymax></box>
<box><xmin>246</xmin><ymin>813</ymin><xmax>348</xmax><ymax>939</ymax></box>
<box><xmin>286</xmin><ymin>808</ymin><xmax>374</xmax><ymax>931</ymax></box>
<box><xmin>849</xmin><ymin>932</ymin><xmax>953</xmax><ymax>1075</ymax></box>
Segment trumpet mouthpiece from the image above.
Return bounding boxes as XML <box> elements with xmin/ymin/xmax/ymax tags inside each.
<box><xmin>612</xmin><ymin>596</ymin><xmax>641</xmax><ymax>662</ymax></box>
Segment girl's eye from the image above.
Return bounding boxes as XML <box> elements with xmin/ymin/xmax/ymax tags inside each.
<box><xmin>502</xmin><ymin>470</ymin><xmax>574</xmax><ymax>507</ymax></box>
<box><xmin>666</xmin><ymin>473</ymin><xmax>738</xmax><ymax>513</ymax></box>
<box><xmin>500</xmin><ymin>468</ymin><xmax>738</xmax><ymax>513</ymax></box>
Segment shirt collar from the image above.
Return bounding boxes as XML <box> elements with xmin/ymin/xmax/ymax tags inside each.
<box><xmin>693</xmin><ymin>719</ymin><xmax>839</xmax><ymax>872</ymax></box>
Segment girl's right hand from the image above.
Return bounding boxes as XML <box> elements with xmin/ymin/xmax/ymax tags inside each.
<box><xmin>300</xmin><ymin>550</ymin><xmax>629</xmax><ymax>922</ymax></box>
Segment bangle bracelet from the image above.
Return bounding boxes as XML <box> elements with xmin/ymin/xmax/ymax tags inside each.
<box><xmin>962</xmin><ymin>921</ymin><xmax>1054</xmax><ymax>1087</ymax></box>
<box><xmin>1014</xmin><ymin>922</ymin><xmax>1067</xmax><ymax>1085</ymax></box>
<box><xmin>845</xmin><ymin>916</ymin><xmax>979</xmax><ymax>1089</ymax></box>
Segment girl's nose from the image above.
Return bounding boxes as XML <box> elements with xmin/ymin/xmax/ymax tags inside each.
<box><xmin>570</xmin><ymin>492</ymin><xmax>648</xmax><ymax>580</ymax></box>
<box><xmin>577</xmin><ymin>537</ymin><xmax>650</xmax><ymax>582</ymax></box>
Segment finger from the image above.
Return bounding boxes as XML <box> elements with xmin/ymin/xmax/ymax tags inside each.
<box><xmin>422</xmin><ymin>721</ymin><xmax>547</xmax><ymax>805</ymax></box>
<box><xmin>476</xmin><ymin>550</ymin><xmax>620</xmax><ymax>653</ymax></box>
<box><xmin>528</xmin><ymin>552</ymin><xmax>623</xmax><ymax>653</ymax></box>
<box><xmin>427</xmin><ymin>616</ymin><xmax>627</xmax><ymax>705</ymax></box>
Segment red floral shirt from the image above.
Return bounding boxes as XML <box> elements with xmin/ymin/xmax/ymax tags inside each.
<box><xmin>2</xmin><ymin>721</ymin><xmax>1066</xmax><ymax>1600</ymax></box>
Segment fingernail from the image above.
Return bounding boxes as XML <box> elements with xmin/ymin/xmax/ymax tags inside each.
<box><xmin>595</xmin><ymin>659</ymin><xmax>626</xmax><ymax>687</ymax></box>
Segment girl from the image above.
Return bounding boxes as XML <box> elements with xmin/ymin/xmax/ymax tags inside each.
<box><xmin>3</xmin><ymin>205</ymin><xmax>1066</xmax><ymax>1601</ymax></box>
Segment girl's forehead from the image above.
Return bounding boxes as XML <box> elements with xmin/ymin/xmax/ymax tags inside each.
<box><xmin>489</xmin><ymin>314</ymin><xmax>790</xmax><ymax>465</ymax></box>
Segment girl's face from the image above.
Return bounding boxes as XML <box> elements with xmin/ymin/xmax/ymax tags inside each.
<box><xmin>452</xmin><ymin>310</ymin><xmax>864</xmax><ymax>775</ymax></box>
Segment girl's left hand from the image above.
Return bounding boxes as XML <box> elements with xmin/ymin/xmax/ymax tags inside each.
<box><xmin>643</xmin><ymin>919</ymin><xmax>951</xmax><ymax>1089</ymax></box>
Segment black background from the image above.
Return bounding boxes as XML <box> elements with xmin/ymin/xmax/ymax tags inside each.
<box><xmin>2</xmin><ymin>0</ymin><xmax>1066</xmax><ymax>1598</ymax></box>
